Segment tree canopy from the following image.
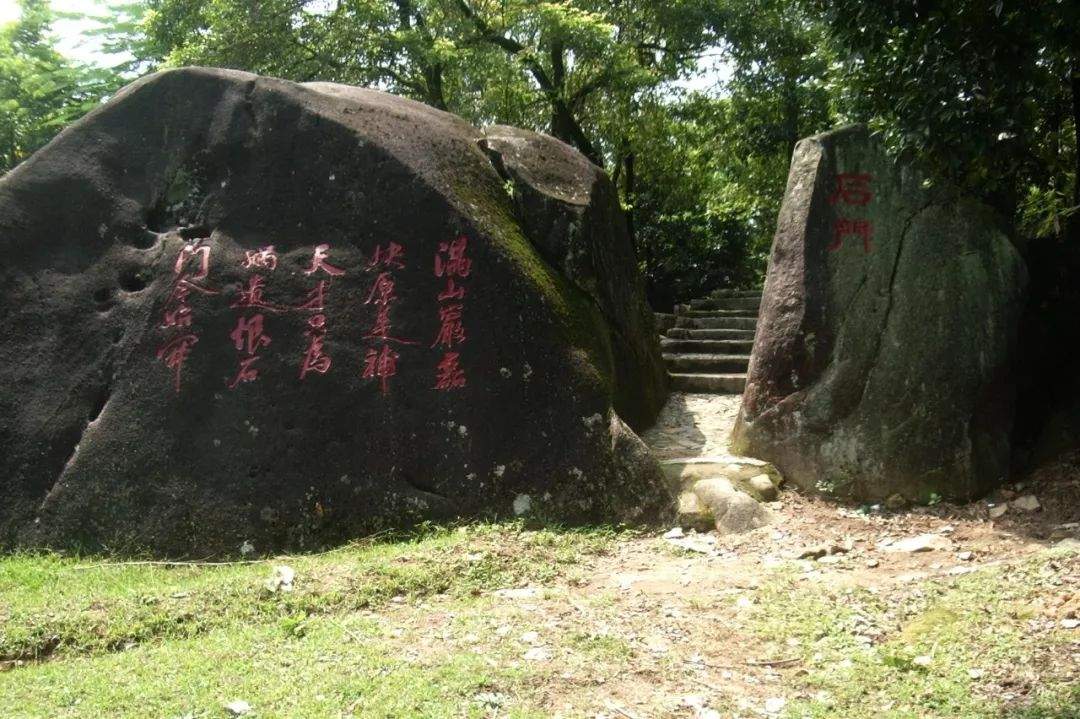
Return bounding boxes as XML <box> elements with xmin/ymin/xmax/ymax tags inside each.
<box><xmin>2</xmin><ymin>0</ymin><xmax>1078</xmax><ymax>306</ymax></box>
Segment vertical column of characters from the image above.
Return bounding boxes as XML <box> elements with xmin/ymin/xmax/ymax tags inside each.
<box><xmin>361</xmin><ymin>241</ymin><xmax>413</xmax><ymax>394</ymax></box>
<box><xmin>157</xmin><ymin>240</ymin><xmax>219</xmax><ymax>394</ymax></box>
<box><xmin>827</xmin><ymin>173</ymin><xmax>874</xmax><ymax>252</ymax></box>
<box><xmin>431</xmin><ymin>236</ymin><xmax>471</xmax><ymax>391</ymax></box>
<box><xmin>227</xmin><ymin>246</ymin><xmax>282</xmax><ymax>389</ymax></box>
<box><xmin>298</xmin><ymin>243</ymin><xmax>345</xmax><ymax>380</ymax></box>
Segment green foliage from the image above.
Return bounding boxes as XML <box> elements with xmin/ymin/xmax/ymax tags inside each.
<box><xmin>814</xmin><ymin>0</ymin><xmax>1080</xmax><ymax>235</ymax></box>
<box><xmin>0</xmin><ymin>0</ymin><xmax>122</xmax><ymax>173</ymax></box>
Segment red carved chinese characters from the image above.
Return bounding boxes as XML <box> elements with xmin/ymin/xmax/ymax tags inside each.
<box><xmin>302</xmin><ymin>243</ymin><xmax>345</xmax><ymax>277</ymax></box>
<box><xmin>828</xmin><ymin>173</ymin><xmax>873</xmax><ymax>207</ymax></box>
<box><xmin>229</xmin><ymin>246</ymin><xmax>278</xmax><ymax>389</ymax></box>
<box><xmin>830</xmin><ymin>218</ymin><xmax>873</xmax><ymax>253</ymax></box>
<box><xmin>232</xmin><ymin>274</ymin><xmax>287</xmax><ymax>313</ymax></box>
<box><xmin>828</xmin><ymin>173</ymin><xmax>874</xmax><ymax>253</ymax></box>
<box><xmin>300</xmin><ymin>313</ymin><xmax>332</xmax><ymax>379</ymax></box>
<box><xmin>157</xmin><ymin>334</ymin><xmax>199</xmax><ymax>394</ymax></box>
<box><xmin>298</xmin><ymin>245</ymin><xmax>344</xmax><ymax>379</ymax></box>
<box><xmin>361</xmin><ymin>242</ymin><xmax>413</xmax><ymax>394</ymax></box>
<box><xmin>157</xmin><ymin>240</ymin><xmax>218</xmax><ymax>393</ymax></box>
<box><xmin>432</xmin><ymin>236</ymin><xmax>471</xmax><ymax>390</ymax></box>
<box><xmin>434</xmin><ymin>351</ymin><xmax>466</xmax><ymax>391</ymax></box>
<box><xmin>242</xmin><ymin>245</ymin><xmax>278</xmax><ymax>271</ymax></box>
<box><xmin>369</xmin><ymin>241</ymin><xmax>405</xmax><ymax>270</ymax></box>
<box><xmin>362</xmin><ymin>345</ymin><xmax>399</xmax><ymax>394</ymax></box>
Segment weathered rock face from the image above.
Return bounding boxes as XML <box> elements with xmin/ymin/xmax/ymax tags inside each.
<box><xmin>732</xmin><ymin>125</ymin><xmax>1026</xmax><ymax>502</ymax></box>
<box><xmin>479</xmin><ymin>126</ymin><xmax>667</xmax><ymax>429</ymax></box>
<box><xmin>0</xmin><ymin>68</ymin><xmax>670</xmax><ymax>556</ymax></box>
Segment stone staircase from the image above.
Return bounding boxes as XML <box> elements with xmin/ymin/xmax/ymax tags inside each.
<box><xmin>656</xmin><ymin>289</ymin><xmax>762</xmax><ymax>394</ymax></box>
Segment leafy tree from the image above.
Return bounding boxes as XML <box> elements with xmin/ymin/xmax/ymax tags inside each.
<box><xmin>812</xmin><ymin>0</ymin><xmax>1079</xmax><ymax>238</ymax></box>
<box><xmin>0</xmin><ymin>0</ymin><xmax>121</xmax><ymax>173</ymax></box>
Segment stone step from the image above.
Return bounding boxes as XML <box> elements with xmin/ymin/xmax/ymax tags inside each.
<box><xmin>660</xmin><ymin>338</ymin><xmax>754</xmax><ymax>354</ymax></box>
<box><xmin>654</xmin><ymin>312</ymin><xmax>677</xmax><ymax>333</ymax></box>
<box><xmin>664</xmin><ymin>353</ymin><xmax>750</xmax><ymax>374</ymax></box>
<box><xmin>664</xmin><ymin>328</ymin><xmax>756</xmax><ymax>341</ymax></box>
<box><xmin>677</xmin><ymin>309</ymin><xmax>758</xmax><ymax>319</ymax></box>
<box><xmin>690</xmin><ymin>297</ymin><xmax>761</xmax><ymax>312</ymax></box>
<box><xmin>675</xmin><ymin>316</ymin><xmax>757</xmax><ymax>331</ymax></box>
<box><xmin>669</xmin><ymin>372</ymin><xmax>747</xmax><ymax>393</ymax></box>
<box><xmin>701</xmin><ymin>289</ymin><xmax>763</xmax><ymax>299</ymax></box>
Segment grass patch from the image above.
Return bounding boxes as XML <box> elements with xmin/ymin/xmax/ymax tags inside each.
<box><xmin>745</xmin><ymin>556</ymin><xmax>1079</xmax><ymax>719</ymax></box>
<box><xmin>0</xmin><ymin>523</ymin><xmax>616</xmax><ymax>663</ymax></box>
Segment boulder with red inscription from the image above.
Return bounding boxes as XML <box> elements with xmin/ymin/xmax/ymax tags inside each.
<box><xmin>0</xmin><ymin>68</ymin><xmax>669</xmax><ymax>556</ymax></box>
<box><xmin>732</xmin><ymin>124</ymin><xmax>1026</xmax><ymax>502</ymax></box>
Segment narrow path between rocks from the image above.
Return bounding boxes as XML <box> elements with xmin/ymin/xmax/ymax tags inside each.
<box><xmin>640</xmin><ymin>392</ymin><xmax>743</xmax><ymax>461</ymax></box>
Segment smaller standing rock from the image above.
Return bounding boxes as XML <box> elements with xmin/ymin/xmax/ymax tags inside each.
<box><xmin>676</xmin><ymin>492</ymin><xmax>714</xmax><ymax>532</ymax></box>
<box><xmin>1010</xmin><ymin>495</ymin><xmax>1041</xmax><ymax>512</ymax></box>
<box><xmin>748</xmin><ymin>474</ymin><xmax>779</xmax><ymax>501</ymax></box>
<box><xmin>988</xmin><ymin>504</ymin><xmax>1008</xmax><ymax>519</ymax></box>
<box><xmin>693</xmin><ymin>478</ymin><xmax>771</xmax><ymax>535</ymax></box>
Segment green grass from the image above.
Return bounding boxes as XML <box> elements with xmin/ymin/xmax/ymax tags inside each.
<box><xmin>1</xmin><ymin>525</ymin><xmax>1076</xmax><ymax>718</ymax></box>
<box><xmin>0</xmin><ymin>523</ymin><xmax>617</xmax><ymax>718</ymax></box>
<box><xmin>744</xmin><ymin>552</ymin><xmax>1080</xmax><ymax>719</ymax></box>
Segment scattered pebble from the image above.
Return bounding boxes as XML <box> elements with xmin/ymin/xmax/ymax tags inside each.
<box><xmin>224</xmin><ymin>700</ymin><xmax>252</xmax><ymax>716</ymax></box>
<box><xmin>1011</xmin><ymin>495</ymin><xmax>1041</xmax><ymax>512</ymax></box>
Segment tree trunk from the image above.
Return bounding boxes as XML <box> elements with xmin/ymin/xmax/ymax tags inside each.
<box><xmin>1071</xmin><ymin>59</ymin><xmax>1080</xmax><ymax>214</ymax></box>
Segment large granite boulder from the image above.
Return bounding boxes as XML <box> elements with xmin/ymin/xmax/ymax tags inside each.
<box><xmin>0</xmin><ymin>67</ymin><xmax>670</xmax><ymax>556</ymax></box>
<box><xmin>732</xmin><ymin>125</ymin><xmax>1026</xmax><ymax>502</ymax></box>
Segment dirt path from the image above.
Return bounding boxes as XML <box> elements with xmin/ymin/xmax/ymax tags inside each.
<box><xmin>639</xmin><ymin>393</ymin><xmax>742</xmax><ymax>461</ymax></box>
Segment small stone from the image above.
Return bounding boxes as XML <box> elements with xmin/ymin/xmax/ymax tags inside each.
<box><xmin>264</xmin><ymin>564</ymin><xmax>296</xmax><ymax>593</ymax></box>
<box><xmin>663</xmin><ymin>526</ymin><xmax>685</xmax><ymax>539</ymax></box>
<box><xmin>764</xmin><ymin>697</ymin><xmax>786</xmax><ymax>714</ymax></box>
<box><xmin>1062</xmin><ymin>619</ymin><xmax>1080</xmax><ymax>629</ymax></box>
<box><xmin>881</xmin><ymin>534</ymin><xmax>951</xmax><ymax>553</ymax></box>
<box><xmin>520</xmin><ymin>631</ymin><xmax>541</xmax><ymax>645</ymax></box>
<box><xmin>1010</xmin><ymin>495</ymin><xmax>1040</xmax><ymax>512</ymax></box>
<box><xmin>1054</xmin><ymin>538</ymin><xmax>1080</xmax><ymax>552</ymax></box>
<box><xmin>957</xmin><ymin>551</ymin><xmax>974</xmax><ymax>562</ymax></box>
<box><xmin>523</xmin><ymin>646</ymin><xmax>551</xmax><ymax>661</ymax></box>
<box><xmin>988</xmin><ymin>504</ymin><xmax>1008</xmax><ymax>519</ymax></box>
<box><xmin>748</xmin><ymin>473</ymin><xmax>779</xmax><ymax>501</ymax></box>
<box><xmin>797</xmin><ymin>545</ymin><xmax>829</xmax><ymax>560</ymax></box>
<box><xmin>225</xmin><ymin>700</ymin><xmax>252</xmax><ymax>716</ymax></box>
<box><xmin>884</xmin><ymin>493</ymin><xmax>907</xmax><ymax>510</ymax></box>
<box><xmin>866</xmin><ymin>558</ymin><xmax>880</xmax><ymax>568</ymax></box>
<box><xmin>912</xmin><ymin>655</ymin><xmax>932</xmax><ymax>667</ymax></box>
<box><xmin>968</xmin><ymin>668</ymin><xmax>984</xmax><ymax>679</ymax></box>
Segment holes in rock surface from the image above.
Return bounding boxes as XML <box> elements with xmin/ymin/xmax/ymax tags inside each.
<box><xmin>118</xmin><ymin>269</ymin><xmax>148</xmax><ymax>293</ymax></box>
<box><xmin>91</xmin><ymin>285</ymin><xmax>113</xmax><ymax>308</ymax></box>
<box><xmin>179</xmin><ymin>225</ymin><xmax>212</xmax><ymax>240</ymax></box>
<box><xmin>127</xmin><ymin>229</ymin><xmax>160</xmax><ymax>250</ymax></box>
